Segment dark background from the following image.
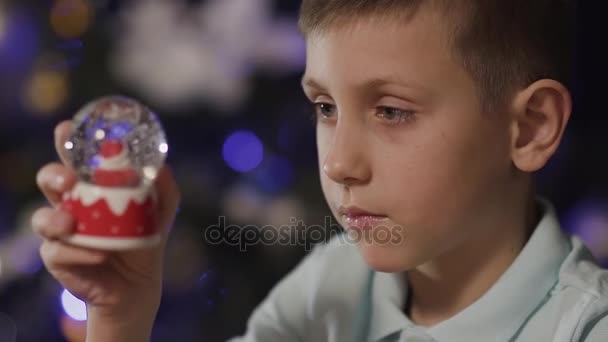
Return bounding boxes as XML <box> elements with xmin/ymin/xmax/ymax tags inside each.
<box><xmin>0</xmin><ymin>0</ymin><xmax>606</xmax><ymax>341</ymax></box>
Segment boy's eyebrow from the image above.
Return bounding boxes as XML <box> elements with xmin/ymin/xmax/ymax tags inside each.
<box><xmin>301</xmin><ymin>75</ymin><xmax>431</xmax><ymax>94</ymax></box>
<box><xmin>301</xmin><ymin>76</ymin><xmax>324</xmax><ymax>91</ymax></box>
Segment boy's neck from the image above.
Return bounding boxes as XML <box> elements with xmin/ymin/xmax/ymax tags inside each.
<box><xmin>403</xmin><ymin>193</ymin><xmax>540</xmax><ymax>327</ymax></box>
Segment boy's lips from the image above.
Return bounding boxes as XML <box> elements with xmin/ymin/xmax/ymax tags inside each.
<box><xmin>338</xmin><ymin>206</ymin><xmax>389</xmax><ymax>230</ymax></box>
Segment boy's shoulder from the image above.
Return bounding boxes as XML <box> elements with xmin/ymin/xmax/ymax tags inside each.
<box><xmin>559</xmin><ymin>236</ymin><xmax>608</xmax><ymax>298</ymax></box>
<box><xmin>554</xmin><ymin>236</ymin><xmax>608</xmax><ymax>341</ymax></box>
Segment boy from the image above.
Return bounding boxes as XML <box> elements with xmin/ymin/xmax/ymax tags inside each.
<box><xmin>32</xmin><ymin>0</ymin><xmax>608</xmax><ymax>341</ymax></box>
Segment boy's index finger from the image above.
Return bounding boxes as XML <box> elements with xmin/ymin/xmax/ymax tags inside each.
<box><xmin>54</xmin><ymin>120</ymin><xmax>73</xmax><ymax>167</ymax></box>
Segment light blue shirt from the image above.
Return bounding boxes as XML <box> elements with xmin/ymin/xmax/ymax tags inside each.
<box><xmin>229</xmin><ymin>201</ymin><xmax>608</xmax><ymax>341</ymax></box>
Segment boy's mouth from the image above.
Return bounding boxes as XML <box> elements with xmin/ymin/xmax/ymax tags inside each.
<box><xmin>338</xmin><ymin>206</ymin><xmax>389</xmax><ymax>230</ymax></box>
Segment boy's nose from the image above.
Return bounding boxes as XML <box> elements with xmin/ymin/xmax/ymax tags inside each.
<box><xmin>322</xmin><ymin>123</ymin><xmax>371</xmax><ymax>186</ymax></box>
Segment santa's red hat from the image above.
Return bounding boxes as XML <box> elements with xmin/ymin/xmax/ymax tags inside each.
<box><xmin>100</xmin><ymin>140</ymin><xmax>124</xmax><ymax>159</ymax></box>
<box><xmin>93</xmin><ymin>140</ymin><xmax>138</xmax><ymax>187</ymax></box>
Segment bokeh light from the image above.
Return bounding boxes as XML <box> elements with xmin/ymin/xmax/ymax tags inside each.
<box><xmin>222</xmin><ymin>130</ymin><xmax>264</xmax><ymax>173</ymax></box>
<box><xmin>110</xmin><ymin>0</ymin><xmax>303</xmax><ymax>111</ymax></box>
<box><xmin>159</xmin><ymin>142</ymin><xmax>169</xmax><ymax>154</ymax></box>
<box><xmin>563</xmin><ymin>200</ymin><xmax>608</xmax><ymax>262</ymax></box>
<box><xmin>50</xmin><ymin>0</ymin><xmax>94</xmax><ymax>39</ymax></box>
<box><xmin>221</xmin><ymin>183</ymin><xmax>266</xmax><ymax>224</ymax></box>
<box><xmin>0</xmin><ymin>10</ymin><xmax>39</xmax><ymax>70</ymax></box>
<box><xmin>107</xmin><ymin>122</ymin><xmax>133</xmax><ymax>139</ymax></box>
<box><xmin>22</xmin><ymin>69</ymin><xmax>69</xmax><ymax>115</ymax></box>
<box><xmin>263</xmin><ymin>195</ymin><xmax>303</xmax><ymax>229</ymax></box>
<box><xmin>61</xmin><ymin>289</ymin><xmax>87</xmax><ymax>321</ymax></box>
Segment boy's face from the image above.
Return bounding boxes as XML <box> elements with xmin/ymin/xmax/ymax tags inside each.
<box><xmin>302</xmin><ymin>9</ymin><xmax>517</xmax><ymax>272</ymax></box>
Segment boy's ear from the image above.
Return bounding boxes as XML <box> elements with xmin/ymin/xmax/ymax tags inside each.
<box><xmin>509</xmin><ymin>79</ymin><xmax>572</xmax><ymax>172</ymax></box>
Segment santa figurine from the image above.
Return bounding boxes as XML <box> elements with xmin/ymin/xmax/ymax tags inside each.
<box><xmin>62</xmin><ymin>139</ymin><xmax>160</xmax><ymax>250</ymax></box>
<box><xmin>93</xmin><ymin>140</ymin><xmax>139</xmax><ymax>187</ymax></box>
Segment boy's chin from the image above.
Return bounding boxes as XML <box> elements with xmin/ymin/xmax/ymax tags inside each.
<box><xmin>356</xmin><ymin>241</ymin><xmax>417</xmax><ymax>273</ymax></box>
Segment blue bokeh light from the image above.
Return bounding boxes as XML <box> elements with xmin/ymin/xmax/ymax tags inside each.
<box><xmin>107</xmin><ymin>122</ymin><xmax>134</xmax><ymax>139</ymax></box>
<box><xmin>0</xmin><ymin>11</ymin><xmax>39</xmax><ymax>70</ymax></box>
<box><xmin>61</xmin><ymin>289</ymin><xmax>87</xmax><ymax>321</ymax></box>
<box><xmin>222</xmin><ymin>130</ymin><xmax>264</xmax><ymax>173</ymax></box>
<box><xmin>562</xmin><ymin>198</ymin><xmax>608</xmax><ymax>266</ymax></box>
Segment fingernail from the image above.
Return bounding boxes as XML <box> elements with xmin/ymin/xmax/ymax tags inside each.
<box><xmin>31</xmin><ymin>210</ymin><xmax>47</xmax><ymax>229</ymax></box>
<box><xmin>52</xmin><ymin>175</ymin><xmax>66</xmax><ymax>190</ymax></box>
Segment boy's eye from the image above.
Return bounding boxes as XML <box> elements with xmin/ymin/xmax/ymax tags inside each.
<box><xmin>312</xmin><ymin>103</ymin><xmax>337</xmax><ymax>121</ymax></box>
<box><xmin>375</xmin><ymin>106</ymin><xmax>415</xmax><ymax>125</ymax></box>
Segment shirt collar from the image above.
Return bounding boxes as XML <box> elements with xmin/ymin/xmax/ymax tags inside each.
<box><xmin>368</xmin><ymin>199</ymin><xmax>572</xmax><ymax>341</ymax></box>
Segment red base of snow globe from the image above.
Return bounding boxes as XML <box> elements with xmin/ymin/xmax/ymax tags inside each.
<box><xmin>61</xmin><ymin>181</ymin><xmax>160</xmax><ymax>250</ymax></box>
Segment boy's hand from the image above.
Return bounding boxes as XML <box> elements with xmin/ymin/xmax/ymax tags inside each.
<box><xmin>32</xmin><ymin>121</ymin><xmax>179</xmax><ymax>340</ymax></box>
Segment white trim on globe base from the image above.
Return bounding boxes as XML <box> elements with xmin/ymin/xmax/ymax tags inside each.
<box><xmin>63</xmin><ymin>233</ymin><xmax>161</xmax><ymax>251</ymax></box>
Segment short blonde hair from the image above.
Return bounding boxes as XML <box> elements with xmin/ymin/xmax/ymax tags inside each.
<box><xmin>298</xmin><ymin>0</ymin><xmax>577</xmax><ymax>113</ymax></box>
